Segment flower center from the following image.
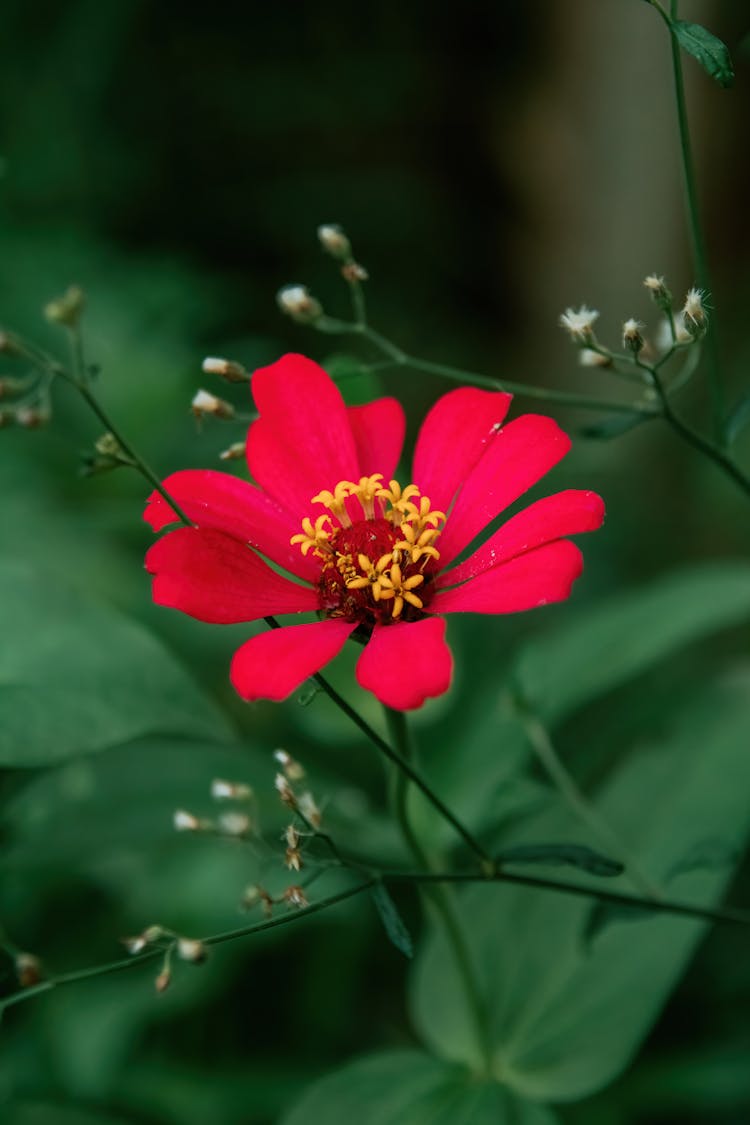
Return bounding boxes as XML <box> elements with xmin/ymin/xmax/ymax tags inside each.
<box><xmin>291</xmin><ymin>474</ymin><xmax>445</xmax><ymax>626</ymax></box>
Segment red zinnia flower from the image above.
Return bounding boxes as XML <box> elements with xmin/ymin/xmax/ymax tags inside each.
<box><xmin>145</xmin><ymin>354</ymin><xmax>604</xmax><ymax>710</ymax></box>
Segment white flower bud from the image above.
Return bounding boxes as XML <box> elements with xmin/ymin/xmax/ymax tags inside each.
<box><xmin>682</xmin><ymin>287</ymin><xmax>707</xmax><ymax>337</ymax></box>
<box><xmin>211</xmin><ymin>778</ymin><xmax>253</xmax><ymax>801</ymax></box>
<box><xmin>276</xmin><ymin>284</ymin><xmax>323</xmax><ymax>324</ymax></box>
<box><xmin>191</xmin><ymin>389</ymin><xmax>235</xmax><ymax>419</ymax></box>
<box><xmin>218</xmin><ymin>811</ymin><xmax>251</xmax><ymax>837</ymax></box>
<box><xmin>298</xmin><ymin>791</ymin><xmax>322</xmax><ymax>828</ymax></box>
<box><xmin>317</xmin><ymin>223</ymin><xmax>351</xmax><ymax>261</ymax></box>
<box><xmin>177</xmin><ymin>937</ymin><xmax>207</xmax><ymax>963</ymax></box>
<box><xmin>622</xmin><ymin>318</ymin><xmax>645</xmax><ymax>354</ymax></box>
<box><xmin>174</xmin><ymin>809</ymin><xmax>202</xmax><ymax>832</ymax></box>
<box><xmin>283</xmin><ymin>885</ymin><xmax>309</xmax><ymax>909</ymax></box>
<box><xmin>274</xmin><ymin>748</ymin><xmax>306</xmax><ymax>781</ymax></box>
<box><xmin>201</xmin><ymin>356</ymin><xmax>248</xmax><ymax>383</ymax></box>
<box><xmin>219</xmin><ymin>441</ymin><xmax>246</xmax><ymax>462</ymax></box>
<box><xmin>15</xmin><ymin>952</ymin><xmax>42</xmax><ymax>987</ymax></box>
<box><xmin>578</xmin><ymin>347</ymin><xmax>612</xmax><ymax>368</ymax></box>
<box><xmin>559</xmin><ymin>306</ymin><xmax>599</xmax><ymax>344</ymax></box>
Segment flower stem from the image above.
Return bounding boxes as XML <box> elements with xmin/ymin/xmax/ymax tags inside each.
<box><xmin>667</xmin><ymin>0</ymin><xmax>724</xmax><ymax>441</ymax></box>
<box><xmin>383</xmin><ymin>707</ymin><xmax>493</xmax><ymax>1076</ymax></box>
<box><xmin>308</xmin><ymin>664</ymin><xmax>494</xmax><ymax>870</ymax></box>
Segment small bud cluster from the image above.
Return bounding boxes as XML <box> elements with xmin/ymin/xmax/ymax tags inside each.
<box><xmin>122</xmin><ymin>924</ymin><xmax>207</xmax><ymax>994</ymax></box>
<box><xmin>173</xmin><ymin>774</ymin><xmax>256</xmax><ymax>839</ymax></box>
<box><xmin>81</xmin><ymin>432</ymin><xmax>131</xmax><ymax>477</ymax></box>
<box><xmin>560</xmin><ymin>275</ymin><xmax>708</xmax><ymax>380</ymax></box>
<box><xmin>0</xmin><ymin>334</ymin><xmax>53</xmax><ymax>431</ymax></box>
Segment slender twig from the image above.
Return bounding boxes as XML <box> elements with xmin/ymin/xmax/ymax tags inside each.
<box><xmin>0</xmin><ymin>880</ymin><xmax>376</xmax><ymax>1016</ymax></box>
<box><xmin>667</xmin><ymin>0</ymin><xmax>724</xmax><ymax>440</ymax></box>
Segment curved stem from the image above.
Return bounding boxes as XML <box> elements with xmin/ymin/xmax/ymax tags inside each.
<box><xmin>646</xmin><ymin>366</ymin><xmax>750</xmax><ymax>497</ymax></box>
<box><xmin>384</xmin><ymin>707</ymin><xmax>493</xmax><ymax>1075</ymax></box>
<box><xmin>668</xmin><ymin>0</ymin><xmax>724</xmax><ymax>439</ymax></box>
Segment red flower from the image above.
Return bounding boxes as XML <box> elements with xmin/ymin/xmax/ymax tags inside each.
<box><xmin>145</xmin><ymin>354</ymin><xmax>604</xmax><ymax>711</ymax></box>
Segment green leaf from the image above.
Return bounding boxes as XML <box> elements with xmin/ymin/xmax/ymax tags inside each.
<box><xmin>410</xmin><ymin>673</ymin><xmax>750</xmax><ymax>1100</ymax></box>
<box><xmin>579</xmin><ymin>412</ymin><xmax>651</xmax><ymax>441</ymax></box>
<box><xmin>674</xmin><ymin>21</ymin><xmax>734</xmax><ymax>88</ymax></box>
<box><xmin>371</xmin><ymin>882</ymin><xmax>414</xmax><ymax>959</ymax></box>
<box><xmin>512</xmin><ymin>562</ymin><xmax>750</xmax><ymax>725</ymax></box>
<box><xmin>0</xmin><ymin>560</ymin><xmax>233</xmax><ymax>766</ymax></box>
<box><xmin>280</xmin><ymin>1049</ymin><xmax>559</xmax><ymax>1125</ymax></box>
<box><xmin>497</xmin><ymin>844</ymin><xmax>623</xmax><ymax>877</ymax></box>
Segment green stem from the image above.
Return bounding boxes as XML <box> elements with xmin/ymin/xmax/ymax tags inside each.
<box><xmin>668</xmin><ymin>0</ymin><xmax>724</xmax><ymax>440</ymax></box>
<box><xmin>75</xmin><ymin>383</ymin><xmax>194</xmax><ymax>526</ymax></box>
<box><xmin>645</xmin><ymin>365</ymin><xmax>750</xmax><ymax>497</ymax></box>
<box><xmin>384</xmin><ymin>707</ymin><xmax>493</xmax><ymax>1076</ymax></box>
<box><xmin>307</xmin><ymin>663</ymin><xmax>494</xmax><ymax>869</ymax></box>
<box><xmin>0</xmin><ymin>880</ymin><xmax>375</xmax><ymax>1016</ymax></box>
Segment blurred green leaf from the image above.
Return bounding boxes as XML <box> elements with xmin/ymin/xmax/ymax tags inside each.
<box><xmin>724</xmin><ymin>391</ymin><xmax>750</xmax><ymax>446</ymax></box>
<box><xmin>497</xmin><ymin>844</ymin><xmax>623</xmax><ymax>877</ymax></box>
<box><xmin>512</xmin><ymin>563</ymin><xmax>750</xmax><ymax>725</ymax></box>
<box><xmin>370</xmin><ymin>882</ymin><xmax>413</xmax><ymax>959</ymax></box>
<box><xmin>410</xmin><ymin>671</ymin><xmax>750</xmax><ymax>1100</ymax></box>
<box><xmin>673</xmin><ymin>21</ymin><xmax>734</xmax><ymax>88</ymax></box>
<box><xmin>4</xmin><ymin>1105</ymin><xmax>137</xmax><ymax>1125</ymax></box>
<box><xmin>280</xmin><ymin>1049</ymin><xmax>559</xmax><ymax>1124</ymax></box>
<box><xmin>0</xmin><ymin>560</ymin><xmax>233</xmax><ymax>766</ymax></box>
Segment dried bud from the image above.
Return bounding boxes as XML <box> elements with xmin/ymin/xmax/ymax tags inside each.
<box><xmin>155</xmin><ymin>968</ymin><xmax>171</xmax><ymax>994</ymax></box>
<box><xmin>191</xmin><ymin>389</ymin><xmax>235</xmax><ymax>419</ymax></box>
<box><xmin>15</xmin><ymin>952</ymin><xmax>42</xmax><ymax>987</ymax></box>
<box><xmin>176</xmin><ymin>937</ymin><xmax>207</xmax><ymax>964</ymax></box>
<box><xmin>284</xmin><ymin>885</ymin><xmax>309</xmax><ymax>909</ymax></box>
<box><xmin>318</xmin><ymin>223</ymin><xmax>352</xmax><ymax>261</ymax></box>
<box><xmin>274</xmin><ymin>748</ymin><xmax>306</xmax><ymax>781</ymax></box>
<box><xmin>201</xmin><ymin>356</ymin><xmax>249</xmax><ymax>383</ymax></box>
<box><xmin>341</xmin><ymin>262</ymin><xmax>368</xmax><ymax>283</ymax></box>
<box><xmin>219</xmin><ymin>441</ymin><xmax>246</xmax><ymax>462</ymax></box>
<box><xmin>275</xmin><ymin>772</ymin><xmax>297</xmax><ymax>809</ymax></box>
<box><xmin>622</xmin><ymin>318</ymin><xmax>645</xmax><ymax>354</ymax></box>
<box><xmin>285</xmin><ymin>848</ymin><xmax>303</xmax><ymax>872</ymax></box>
<box><xmin>44</xmin><ymin>285</ymin><xmax>85</xmax><ymax>329</ymax></box>
<box><xmin>211</xmin><ymin>778</ymin><xmax>253</xmax><ymax>801</ymax></box>
<box><xmin>643</xmin><ymin>275</ymin><xmax>672</xmax><ymax>306</ymax></box>
<box><xmin>276</xmin><ymin>284</ymin><xmax>324</xmax><ymax>324</ymax></box>
<box><xmin>218</xmin><ymin>811</ymin><xmax>251</xmax><ymax>837</ymax></box>
<box><xmin>0</xmin><ymin>331</ymin><xmax>22</xmax><ymax>356</ymax></box>
<box><xmin>298</xmin><ymin>791</ymin><xmax>322</xmax><ymax>828</ymax></box>
<box><xmin>578</xmin><ymin>347</ymin><xmax>612</xmax><ymax>368</ymax></box>
<box><xmin>682</xmin><ymin>287</ymin><xmax>707</xmax><ymax>337</ymax></box>
<box><xmin>559</xmin><ymin>306</ymin><xmax>599</xmax><ymax>344</ymax></box>
<box><xmin>241</xmin><ymin>885</ymin><xmax>274</xmax><ymax>916</ymax></box>
<box><xmin>15</xmin><ymin>406</ymin><xmax>49</xmax><ymax>429</ymax></box>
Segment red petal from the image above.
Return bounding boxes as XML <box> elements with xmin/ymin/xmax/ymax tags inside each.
<box><xmin>231</xmin><ymin>618</ymin><xmax>356</xmax><ymax>701</ymax></box>
<box><xmin>144</xmin><ymin>469</ymin><xmax>319</xmax><ymax>582</ymax></box>
<box><xmin>431</xmin><ymin>540</ymin><xmax>583</xmax><ymax>615</ymax></box>
<box><xmin>412</xmin><ymin>387</ymin><xmax>513</xmax><ymax>514</ymax></box>
<box><xmin>437</xmin><ymin>490</ymin><xmax>605</xmax><ymax>587</ymax></box>
<box><xmin>146</xmin><ymin>527</ymin><xmax>318</xmax><ymax>623</ymax></box>
<box><xmin>348</xmin><ymin>397</ymin><xmax>405</xmax><ymax>480</ymax></box>
<box><xmin>356</xmin><ymin>617</ymin><xmax>453</xmax><ymax>711</ymax></box>
<box><xmin>246</xmin><ymin>354</ymin><xmax>360</xmax><ymax>512</ymax></box>
<box><xmin>436</xmin><ymin>414</ymin><xmax>572</xmax><ymax>565</ymax></box>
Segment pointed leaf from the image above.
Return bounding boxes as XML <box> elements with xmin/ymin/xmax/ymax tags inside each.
<box><xmin>674</xmin><ymin>21</ymin><xmax>734</xmax><ymax>88</ymax></box>
<box><xmin>371</xmin><ymin>882</ymin><xmax>414</xmax><ymax>959</ymax></box>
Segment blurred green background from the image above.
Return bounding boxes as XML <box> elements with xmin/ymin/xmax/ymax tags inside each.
<box><xmin>2</xmin><ymin>1</ymin><xmax>750</xmax><ymax>1122</ymax></box>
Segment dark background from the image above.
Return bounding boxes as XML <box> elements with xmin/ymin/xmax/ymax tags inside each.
<box><xmin>1</xmin><ymin>1</ymin><xmax>749</xmax><ymax>1122</ymax></box>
